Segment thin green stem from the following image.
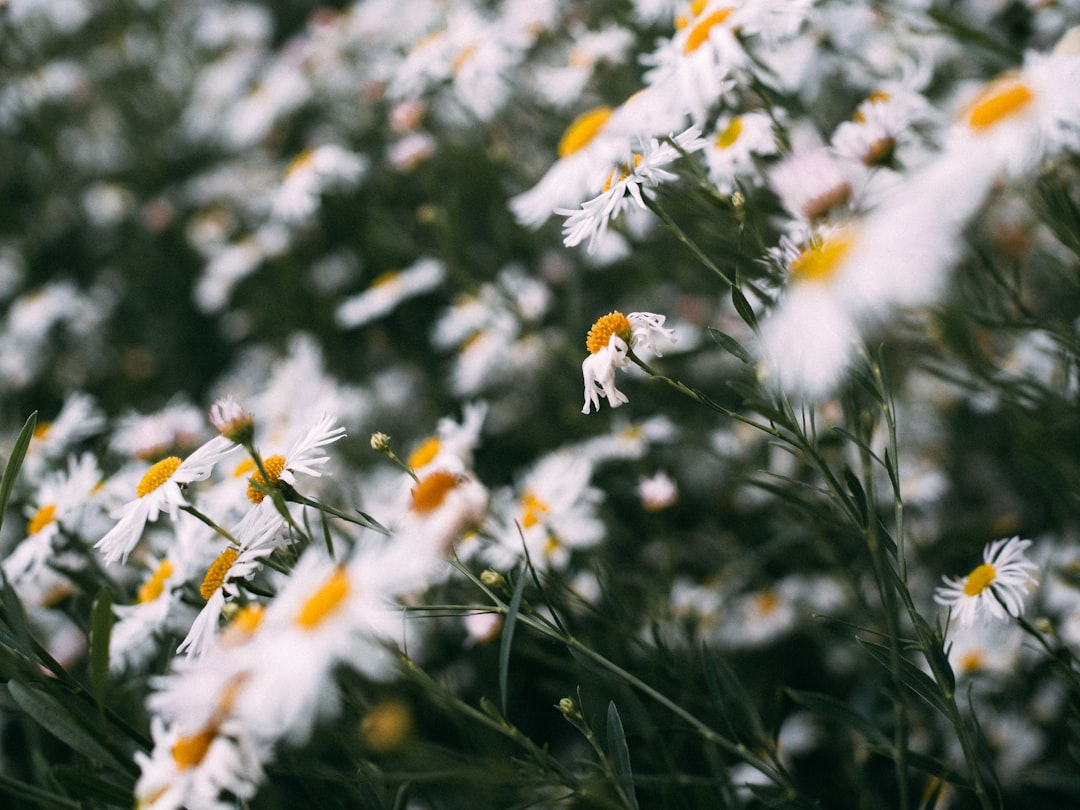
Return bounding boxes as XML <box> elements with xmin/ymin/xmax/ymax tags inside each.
<box><xmin>179</xmin><ymin>505</ymin><xmax>239</xmax><ymax>546</ymax></box>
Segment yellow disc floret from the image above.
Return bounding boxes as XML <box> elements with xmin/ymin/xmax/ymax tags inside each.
<box><xmin>172</xmin><ymin>726</ymin><xmax>215</xmax><ymax>770</ymax></box>
<box><xmin>27</xmin><ymin>503</ymin><xmax>57</xmax><ymax>536</ymax></box>
<box><xmin>137</xmin><ymin>456</ymin><xmax>182</xmax><ymax>498</ymax></box>
<box><xmin>715</xmin><ymin>116</ymin><xmax>743</xmax><ymax>149</ymax></box>
<box><xmin>963</xmin><ymin>563</ymin><xmax>997</xmax><ymax>596</ymax></box>
<box><xmin>138</xmin><ymin>559</ymin><xmax>175</xmax><ymax>604</ymax></box>
<box><xmin>410</xmin><ymin>470</ymin><xmax>460</xmax><ymax>514</ymax></box>
<box><xmin>966</xmin><ymin>75</ymin><xmax>1035</xmax><ymax>131</ymax></box>
<box><xmin>200</xmin><ymin>548</ymin><xmax>239</xmax><ymax>601</ymax></box>
<box><xmin>586</xmin><ymin>311</ymin><xmax>632</xmax><ymax>354</ymax></box>
<box><xmin>247</xmin><ymin>454</ymin><xmax>286</xmax><ymax>504</ymax></box>
<box><xmin>407</xmin><ymin>436</ymin><xmax>441</xmax><ymax>469</ymax></box>
<box><xmin>558</xmin><ymin>106</ymin><xmax>614</xmax><ymax>158</ymax></box>
<box><xmin>789</xmin><ymin>235</ymin><xmax>854</xmax><ymax>284</ymax></box>
<box><xmin>684</xmin><ymin>8</ymin><xmax>734</xmax><ymax>54</ymax></box>
<box><xmin>296</xmin><ymin>566</ymin><xmax>350</xmax><ymax>630</ymax></box>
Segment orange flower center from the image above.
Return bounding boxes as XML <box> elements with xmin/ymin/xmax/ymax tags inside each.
<box><xmin>137</xmin><ymin>456</ymin><xmax>182</xmax><ymax>498</ymax></box>
<box><xmin>200</xmin><ymin>548</ymin><xmax>238</xmax><ymax>600</ymax></box>
<box><xmin>138</xmin><ymin>559</ymin><xmax>175</xmax><ymax>604</ymax></box>
<box><xmin>586</xmin><ymin>311</ymin><xmax>632</xmax><ymax>354</ymax></box>
<box><xmin>558</xmin><ymin>106</ymin><xmax>614</xmax><ymax>158</ymax></box>
<box><xmin>789</xmin><ymin>235</ymin><xmax>854</xmax><ymax>284</ymax></box>
<box><xmin>966</xmin><ymin>76</ymin><xmax>1035</xmax><ymax>131</ymax></box>
<box><xmin>296</xmin><ymin>566</ymin><xmax>350</xmax><ymax>629</ymax></box>
<box><xmin>963</xmin><ymin>563</ymin><xmax>997</xmax><ymax>596</ymax></box>
<box><xmin>715</xmin><ymin>116</ymin><xmax>743</xmax><ymax>149</ymax></box>
<box><xmin>247</xmin><ymin>454</ymin><xmax>286</xmax><ymax>504</ymax></box>
<box><xmin>520</xmin><ymin>491</ymin><xmax>548</xmax><ymax>529</ymax></box>
<box><xmin>407</xmin><ymin>436</ymin><xmax>441</xmax><ymax>469</ymax></box>
<box><xmin>684</xmin><ymin>8</ymin><xmax>734</xmax><ymax>54</ymax></box>
<box><xmin>410</xmin><ymin>470</ymin><xmax>460</xmax><ymax>514</ymax></box>
<box><xmin>172</xmin><ymin>726</ymin><xmax>215</xmax><ymax>770</ymax></box>
<box><xmin>27</xmin><ymin>503</ymin><xmax>57</xmax><ymax>536</ymax></box>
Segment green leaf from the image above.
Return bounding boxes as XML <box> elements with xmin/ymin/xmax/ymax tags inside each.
<box><xmin>703</xmin><ymin>644</ymin><xmax>766</xmax><ymax>744</ymax></box>
<box><xmin>606</xmin><ymin>701</ymin><xmax>638</xmax><ymax>810</ymax></box>
<box><xmin>0</xmin><ymin>771</ymin><xmax>82</xmax><ymax>810</ymax></box>
<box><xmin>856</xmin><ymin>638</ymin><xmax>950</xmax><ymax>717</ymax></box>
<box><xmin>51</xmin><ymin>766</ymin><xmax>133</xmax><ymax>805</ymax></box>
<box><xmin>0</xmin><ymin>411</ymin><xmax>36</xmax><ymax>534</ymax></box>
<box><xmin>499</xmin><ymin>567</ymin><xmax>528</xmax><ymax>717</ymax></box>
<box><xmin>708</xmin><ymin>327</ymin><xmax>754</xmax><ymax>364</ymax></box>
<box><xmin>88</xmin><ymin>588</ymin><xmax>114</xmax><ymax>713</ymax></box>
<box><xmin>730</xmin><ymin>285</ymin><xmax>758</xmax><ymax>330</ymax></box>
<box><xmin>842</xmin><ymin>466</ymin><xmax>869</xmax><ymax>527</ymax></box>
<box><xmin>786</xmin><ymin>689</ymin><xmax>889</xmax><ymax>746</ymax></box>
<box><xmin>7</xmin><ymin>681</ymin><xmax>131</xmax><ymax>771</ymax></box>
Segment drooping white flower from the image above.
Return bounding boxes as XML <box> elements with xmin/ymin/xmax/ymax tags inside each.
<box><xmin>934</xmin><ymin>537</ymin><xmax>1040</xmax><ymax>629</ymax></box>
<box><xmin>581</xmin><ymin>310</ymin><xmax>676</xmax><ymax>414</ymax></box>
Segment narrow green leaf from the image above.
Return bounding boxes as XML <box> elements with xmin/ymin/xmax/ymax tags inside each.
<box><xmin>703</xmin><ymin>644</ymin><xmax>766</xmax><ymax>744</ymax></box>
<box><xmin>856</xmin><ymin>638</ymin><xmax>950</xmax><ymax>717</ymax></box>
<box><xmin>708</xmin><ymin>327</ymin><xmax>754</xmax><ymax>365</ymax></box>
<box><xmin>730</xmin><ymin>286</ymin><xmax>758</xmax><ymax>330</ymax></box>
<box><xmin>606</xmin><ymin>701</ymin><xmax>639</xmax><ymax>810</ymax></box>
<box><xmin>842</xmin><ymin>467</ymin><xmax>869</xmax><ymax>527</ymax></box>
<box><xmin>8</xmin><ymin>681</ymin><xmax>130</xmax><ymax>771</ymax></box>
<box><xmin>51</xmin><ymin>766</ymin><xmax>133</xmax><ymax>805</ymax></box>
<box><xmin>0</xmin><ymin>566</ymin><xmax>33</xmax><ymax>660</ymax></box>
<box><xmin>88</xmin><ymin>588</ymin><xmax>114</xmax><ymax>713</ymax></box>
<box><xmin>499</xmin><ymin>568</ymin><xmax>527</xmax><ymax>717</ymax></box>
<box><xmin>0</xmin><ymin>411</ymin><xmax>36</xmax><ymax>533</ymax></box>
<box><xmin>786</xmin><ymin>688</ymin><xmax>888</xmax><ymax>746</ymax></box>
<box><xmin>0</xmin><ymin>771</ymin><xmax>82</xmax><ymax>810</ymax></box>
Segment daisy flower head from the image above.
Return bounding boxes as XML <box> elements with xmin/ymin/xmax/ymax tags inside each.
<box><xmin>934</xmin><ymin>537</ymin><xmax>1040</xmax><ymax>629</ymax></box>
<box><xmin>581</xmin><ymin>310</ymin><xmax>676</xmax><ymax>414</ymax></box>
<box><xmin>560</xmin><ymin>126</ymin><xmax>706</xmax><ymax>253</ymax></box>
<box><xmin>95</xmin><ymin>435</ymin><xmax>238</xmax><ymax>565</ymax></box>
<box><xmin>209</xmin><ymin>395</ymin><xmax>254</xmax><ymax>446</ymax></box>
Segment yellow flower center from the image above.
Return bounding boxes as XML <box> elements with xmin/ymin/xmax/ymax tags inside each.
<box><xmin>27</xmin><ymin>503</ymin><xmax>57</xmax><ymax>536</ymax></box>
<box><xmin>172</xmin><ymin>726</ymin><xmax>215</xmax><ymax>770</ymax></box>
<box><xmin>410</xmin><ymin>470</ymin><xmax>460</xmax><ymax>514</ymax></box>
<box><xmin>296</xmin><ymin>566</ymin><xmax>350</xmax><ymax>629</ymax></box>
<box><xmin>138</xmin><ymin>559</ymin><xmax>175</xmax><ymax>604</ymax></box>
<box><xmin>675</xmin><ymin>0</ymin><xmax>709</xmax><ymax>29</ymax></box>
<box><xmin>136</xmin><ymin>456</ymin><xmax>182</xmax><ymax>498</ymax></box>
<box><xmin>853</xmin><ymin>91</ymin><xmax>891</xmax><ymax>123</ymax></box>
<box><xmin>247</xmin><ymin>454</ymin><xmax>286</xmax><ymax>504</ymax></box>
<box><xmin>963</xmin><ymin>562</ymin><xmax>997</xmax><ymax>596</ymax></box>
<box><xmin>232</xmin><ymin>457</ymin><xmax>256</xmax><ymax>478</ymax></box>
<box><xmin>361</xmin><ymin>698</ymin><xmax>414</xmax><ymax>752</ymax></box>
<box><xmin>520</xmin><ymin>491</ymin><xmax>549</xmax><ymax>529</ymax></box>
<box><xmin>602</xmin><ymin>154</ymin><xmax>643</xmax><ymax>192</ymax></box>
<box><xmin>586</xmin><ymin>311</ymin><xmax>632</xmax><ymax>354</ymax></box>
<box><xmin>200</xmin><ymin>548</ymin><xmax>238</xmax><ymax>600</ymax></box>
<box><xmin>407</xmin><ymin>436</ymin><xmax>441</xmax><ymax>469</ymax></box>
<box><xmin>684</xmin><ymin>8</ymin><xmax>734</xmax><ymax>54</ymax></box>
<box><xmin>228</xmin><ymin>604</ymin><xmax>264</xmax><ymax>637</ymax></box>
<box><xmin>370</xmin><ymin>269</ymin><xmax>401</xmax><ymax>289</ymax></box>
<box><xmin>788</xmin><ymin>235</ymin><xmax>854</xmax><ymax>284</ymax></box>
<box><xmin>557</xmin><ymin>106</ymin><xmax>614</xmax><ymax>158</ymax></box>
<box><xmin>754</xmin><ymin>590</ymin><xmax>780</xmax><ymax>617</ymax></box>
<box><xmin>452</xmin><ymin>43</ymin><xmax>478</xmax><ymax>73</ymax></box>
<box><xmin>959</xmin><ymin>650</ymin><xmax>985</xmax><ymax>673</ymax></box>
<box><xmin>543</xmin><ymin>534</ymin><xmax>562</xmax><ymax>558</ymax></box>
<box><xmin>285</xmin><ymin>148</ymin><xmax>315</xmax><ymax>176</ymax></box>
<box><xmin>32</xmin><ymin>422</ymin><xmax>52</xmax><ymax>440</ymax></box>
<box><xmin>965</xmin><ymin>75</ymin><xmax>1035</xmax><ymax>131</ymax></box>
<box><xmin>715</xmin><ymin>116</ymin><xmax>743</xmax><ymax>149</ymax></box>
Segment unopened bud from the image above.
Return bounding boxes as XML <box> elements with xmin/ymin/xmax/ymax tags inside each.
<box><xmin>370</xmin><ymin>432</ymin><xmax>392</xmax><ymax>453</ymax></box>
<box><xmin>209</xmin><ymin>395</ymin><xmax>255</xmax><ymax>445</ymax></box>
<box><xmin>480</xmin><ymin>569</ymin><xmax>509</xmax><ymax>593</ymax></box>
<box><xmin>558</xmin><ymin>697</ymin><xmax>581</xmax><ymax>721</ymax></box>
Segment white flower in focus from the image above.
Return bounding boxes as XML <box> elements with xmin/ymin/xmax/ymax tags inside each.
<box><xmin>934</xmin><ymin>537</ymin><xmax>1040</xmax><ymax>628</ymax></box>
<box><xmin>559</xmin><ymin>126</ymin><xmax>706</xmax><ymax>253</ymax></box>
<box><xmin>95</xmin><ymin>436</ymin><xmax>239</xmax><ymax>565</ymax></box>
<box><xmin>582</xmin><ymin>310</ymin><xmax>676</xmax><ymax>414</ymax></box>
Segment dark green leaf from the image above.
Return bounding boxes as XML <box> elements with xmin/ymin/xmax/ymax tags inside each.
<box><xmin>730</xmin><ymin>286</ymin><xmax>758</xmax><ymax>330</ymax></box>
<box><xmin>0</xmin><ymin>771</ymin><xmax>82</xmax><ymax>810</ymax></box>
<box><xmin>606</xmin><ymin>701</ymin><xmax>638</xmax><ymax>810</ymax></box>
<box><xmin>0</xmin><ymin>411</ymin><xmax>36</xmax><ymax>533</ymax></box>
<box><xmin>7</xmin><ymin>681</ymin><xmax>130</xmax><ymax>770</ymax></box>
<box><xmin>786</xmin><ymin>689</ymin><xmax>888</xmax><ymax>746</ymax></box>
<box><xmin>708</xmin><ymin>327</ymin><xmax>754</xmax><ymax>364</ymax></box>
<box><xmin>856</xmin><ymin>638</ymin><xmax>950</xmax><ymax>717</ymax></box>
<box><xmin>703</xmin><ymin>644</ymin><xmax>766</xmax><ymax>744</ymax></box>
<box><xmin>499</xmin><ymin>568</ymin><xmax>527</xmax><ymax>717</ymax></box>
<box><xmin>89</xmin><ymin>588</ymin><xmax>114</xmax><ymax>713</ymax></box>
<box><xmin>842</xmin><ymin>467</ymin><xmax>868</xmax><ymax>527</ymax></box>
<box><xmin>51</xmin><ymin>766</ymin><xmax>133</xmax><ymax>805</ymax></box>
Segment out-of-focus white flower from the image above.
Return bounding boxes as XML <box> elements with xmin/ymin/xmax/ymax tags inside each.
<box><xmin>636</xmin><ymin>470</ymin><xmax>678</xmax><ymax>511</ymax></box>
<box><xmin>335</xmin><ymin>257</ymin><xmax>445</xmax><ymax>328</ymax></box>
<box><xmin>270</xmin><ymin>144</ymin><xmax>367</xmax><ymax>224</ymax></box>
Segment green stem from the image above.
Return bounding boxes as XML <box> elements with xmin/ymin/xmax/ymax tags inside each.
<box><xmin>179</xmin><ymin>505</ymin><xmax>239</xmax><ymax>546</ymax></box>
<box><xmin>281</xmin><ymin>484</ymin><xmax>390</xmax><ymax>535</ymax></box>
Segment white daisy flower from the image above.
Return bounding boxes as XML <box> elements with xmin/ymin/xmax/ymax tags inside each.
<box><xmin>581</xmin><ymin>310</ymin><xmax>676</xmax><ymax>414</ymax></box>
<box><xmin>335</xmin><ymin>256</ymin><xmax>445</xmax><ymax>329</ymax></box>
<box><xmin>934</xmin><ymin>537</ymin><xmax>1040</xmax><ymax>629</ymax></box>
<box><xmin>95</xmin><ymin>436</ymin><xmax>239</xmax><ymax>565</ymax></box>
